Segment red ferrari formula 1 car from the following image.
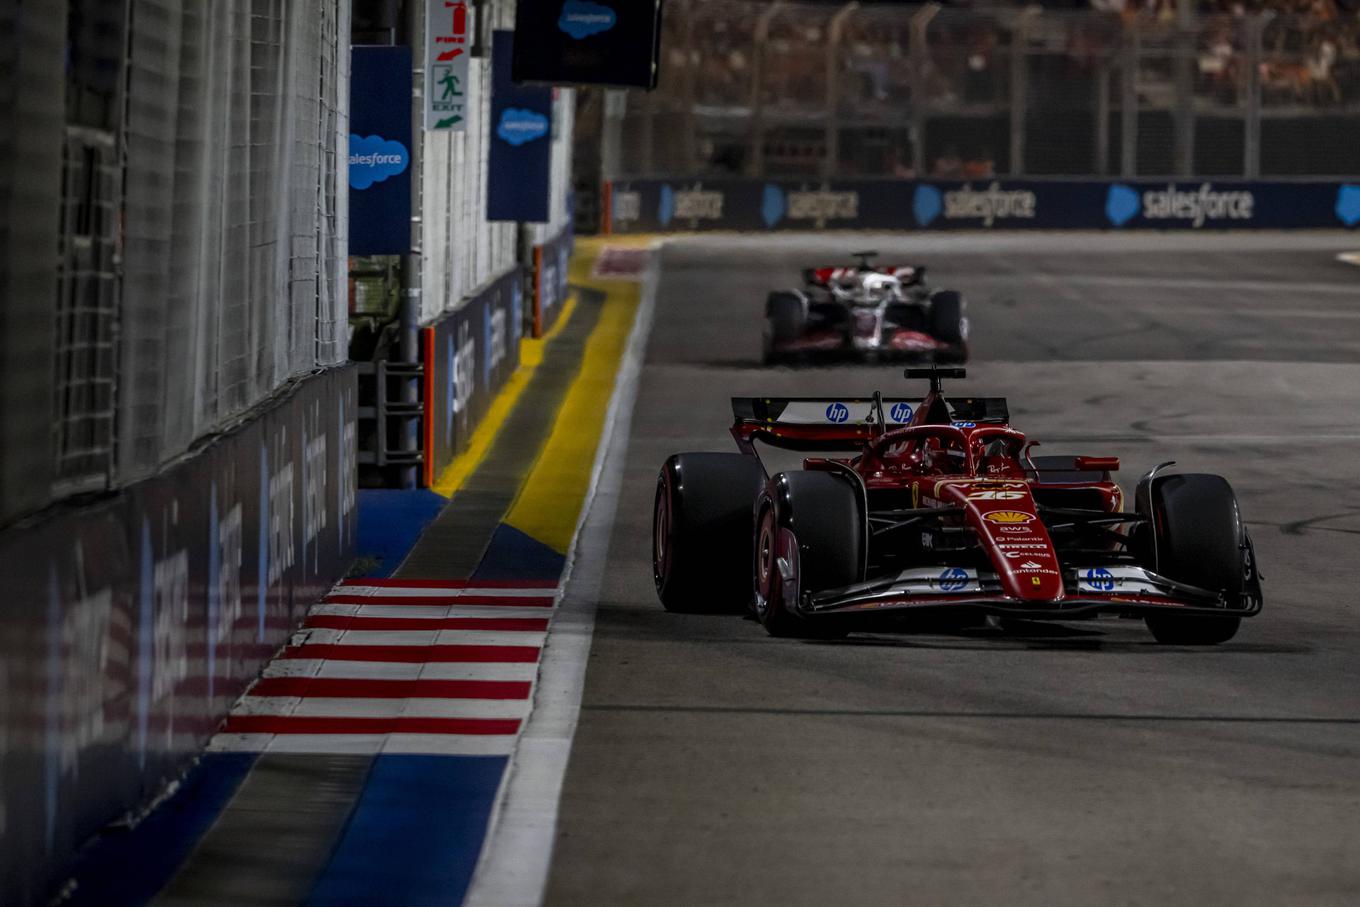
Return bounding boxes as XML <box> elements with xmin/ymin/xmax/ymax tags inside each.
<box><xmin>763</xmin><ymin>251</ymin><xmax>968</xmax><ymax>365</ymax></box>
<box><xmin>652</xmin><ymin>368</ymin><xmax>1262</xmax><ymax>644</ymax></box>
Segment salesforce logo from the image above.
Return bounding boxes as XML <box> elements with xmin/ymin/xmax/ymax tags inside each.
<box><xmin>558</xmin><ymin>0</ymin><xmax>616</xmax><ymax>39</ymax></box>
<box><xmin>348</xmin><ymin>134</ymin><xmax>409</xmax><ymax>190</ymax></box>
<box><xmin>1337</xmin><ymin>184</ymin><xmax>1360</xmax><ymax>227</ymax></box>
<box><xmin>762</xmin><ymin>184</ymin><xmax>786</xmax><ymax>228</ymax></box>
<box><xmin>1105</xmin><ymin>184</ymin><xmax>1141</xmax><ymax>227</ymax></box>
<box><xmin>496</xmin><ymin>108</ymin><xmax>549</xmax><ymax>146</ymax></box>
<box><xmin>913</xmin><ymin>184</ymin><xmax>942</xmax><ymax>227</ymax></box>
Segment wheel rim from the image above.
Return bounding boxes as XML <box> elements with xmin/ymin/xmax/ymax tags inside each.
<box><xmin>653</xmin><ymin>478</ymin><xmax>670</xmax><ymax>585</ymax></box>
<box><xmin>756</xmin><ymin>508</ymin><xmax>776</xmax><ymax>616</ymax></box>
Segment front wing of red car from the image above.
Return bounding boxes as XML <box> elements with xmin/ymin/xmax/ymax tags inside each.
<box><xmin>800</xmin><ymin>565</ymin><xmax>1264</xmax><ymax>620</ymax></box>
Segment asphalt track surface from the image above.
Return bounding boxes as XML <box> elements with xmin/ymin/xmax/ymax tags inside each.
<box><xmin>545</xmin><ymin>233</ymin><xmax>1360</xmax><ymax>906</ymax></box>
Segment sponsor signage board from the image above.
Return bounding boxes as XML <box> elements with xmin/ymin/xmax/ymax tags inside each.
<box><xmin>511</xmin><ymin>0</ymin><xmax>663</xmax><ymax>89</ymax></box>
<box><xmin>0</xmin><ymin>366</ymin><xmax>357</xmax><ymax>902</ymax></box>
<box><xmin>606</xmin><ymin>178</ymin><xmax>1360</xmax><ymax>233</ymax></box>
<box><xmin>426</xmin><ymin>0</ymin><xmax>473</xmax><ymax>131</ymax></box>
<box><xmin>422</xmin><ymin>268</ymin><xmax>524</xmax><ymax>484</ymax></box>
<box><xmin>349</xmin><ymin>46</ymin><xmax>413</xmax><ymax>254</ymax></box>
<box><xmin>487</xmin><ymin>30</ymin><xmax>552</xmax><ymax>222</ymax></box>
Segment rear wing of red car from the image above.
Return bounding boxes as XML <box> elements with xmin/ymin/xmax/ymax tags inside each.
<box><xmin>731</xmin><ymin>396</ymin><xmax>1009</xmax><ymax>451</ymax></box>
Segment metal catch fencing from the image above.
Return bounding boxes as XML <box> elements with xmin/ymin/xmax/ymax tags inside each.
<box><xmin>0</xmin><ymin>0</ymin><xmax>351</xmax><ymax>524</ymax></box>
<box><xmin>612</xmin><ymin>0</ymin><xmax>1360</xmax><ymax>181</ymax></box>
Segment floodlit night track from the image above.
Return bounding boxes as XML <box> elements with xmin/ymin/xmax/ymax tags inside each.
<box><xmin>539</xmin><ymin>232</ymin><xmax>1360</xmax><ymax>906</ymax></box>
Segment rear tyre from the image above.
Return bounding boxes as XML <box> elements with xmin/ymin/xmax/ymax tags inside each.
<box><xmin>766</xmin><ymin>291</ymin><xmax>806</xmax><ymax>344</ymax></box>
<box><xmin>755</xmin><ymin>472</ymin><xmax>862</xmax><ymax>638</ymax></box>
<box><xmin>928</xmin><ymin>290</ymin><xmax>967</xmax><ymax>345</ymax></box>
<box><xmin>654</xmin><ymin>453</ymin><xmax>766</xmax><ymax>613</ymax></box>
<box><xmin>1139</xmin><ymin>473</ymin><xmax>1246</xmax><ymax>645</ymax></box>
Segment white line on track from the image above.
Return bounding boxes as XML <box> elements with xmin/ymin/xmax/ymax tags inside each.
<box><xmin>261</xmin><ymin>660</ymin><xmax>541</xmax><ymax>681</ymax></box>
<box><xmin>1338</xmin><ymin>251</ymin><xmax>1360</xmax><ymax>268</ymax></box>
<box><xmin>464</xmin><ymin>247</ymin><xmax>664</xmax><ymax>907</ymax></box>
<box><xmin>309</xmin><ymin>603</ymin><xmax>554</xmax><ymax>619</ymax></box>
<box><xmin>332</xmin><ymin>586</ymin><xmax>558</xmax><ymax>598</ymax></box>
<box><xmin>235</xmin><ymin>696</ymin><xmax>532</xmax><ymax>720</ymax></box>
<box><xmin>293</xmin><ymin>628</ymin><xmax>547</xmax><ymax>648</ymax></box>
<box><xmin>206</xmin><ymin>733</ymin><xmax>518</xmax><ymax>756</ymax></box>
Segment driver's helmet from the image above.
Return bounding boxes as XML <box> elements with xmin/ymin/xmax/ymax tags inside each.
<box><xmin>856</xmin><ymin>272</ymin><xmax>898</xmax><ymax>306</ymax></box>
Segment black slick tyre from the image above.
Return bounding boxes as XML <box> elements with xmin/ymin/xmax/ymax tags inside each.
<box><xmin>754</xmin><ymin>471</ymin><xmax>862</xmax><ymax>638</ymax></box>
<box><xmin>653</xmin><ymin>453</ymin><xmax>766</xmax><ymax>613</ymax></box>
<box><xmin>928</xmin><ymin>290</ymin><xmax>966</xmax><ymax>345</ymax></box>
<box><xmin>766</xmin><ymin>291</ymin><xmax>806</xmax><ymax>343</ymax></box>
<box><xmin>1139</xmin><ymin>473</ymin><xmax>1247</xmax><ymax>645</ymax></box>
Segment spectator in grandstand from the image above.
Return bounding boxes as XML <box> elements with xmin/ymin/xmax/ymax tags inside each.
<box><xmin>932</xmin><ymin>146</ymin><xmax>964</xmax><ymax>178</ymax></box>
<box><xmin>962</xmin><ymin>149</ymin><xmax>996</xmax><ymax>179</ymax></box>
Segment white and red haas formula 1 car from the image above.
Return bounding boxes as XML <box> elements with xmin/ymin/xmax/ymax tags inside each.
<box><xmin>763</xmin><ymin>251</ymin><xmax>968</xmax><ymax>365</ymax></box>
<box><xmin>652</xmin><ymin>368</ymin><xmax>1263</xmax><ymax>645</ymax></box>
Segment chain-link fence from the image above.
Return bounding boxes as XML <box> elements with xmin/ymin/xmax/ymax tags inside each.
<box><xmin>0</xmin><ymin>0</ymin><xmax>351</xmax><ymax>524</ymax></box>
<box><xmin>614</xmin><ymin>0</ymin><xmax>1360</xmax><ymax>180</ymax></box>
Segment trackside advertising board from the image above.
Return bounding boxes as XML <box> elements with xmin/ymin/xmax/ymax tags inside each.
<box><xmin>533</xmin><ymin>222</ymin><xmax>573</xmax><ymax>337</ymax></box>
<box><xmin>0</xmin><ymin>366</ymin><xmax>356</xmax><ymax>905</ymax></box>
<box><xmin>350</xmin><ymin>47</ymin><xmax>413</xmax><ymax>254</ymax></box>
<box><xmin>487</xmin><ymin>30</ymin><xmax>552</xmax><ymax>223</ymax></box>
<box><xmin>606</xmin><ymin>179</ymin><xmax>1360</xmax><ymax>232</ymax></box>
<box><xmin>422</xmin><ymin>268</ymin><xmax>524</xmax><ymax>485</ymax></box>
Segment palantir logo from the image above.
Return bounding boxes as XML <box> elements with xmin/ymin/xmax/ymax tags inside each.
<box><xmin>558</xmin><ymin>0</ymin><xmax>616</xmax><ymax>39</ymax></box>
<box><xmin>762</xmin><ymin>184</ymin><xmax>786</xmax><ymax>228</ymax></box>
<box><xmin>913</xmin><ymin>184</ymin><xmax>942</xmax><ymax>228</ymax></box>
<box><xmin>889</xmin><ymin>402</ymin><xmax>914</xmax><ymax>423</ymax></box>
<box><xmin>1105</xmin><ymin>184</ymin><xmax>1140</xmax><ymax>227</ymax></box>
<box><xmin>496</xmin><ymin>108</ymin><xmax>549</xmax><ymax>146</ymax></box>
<box><xmin>1336</xmin><ymin>184</ymin><xmax>1360</xmax><ymax>227</ymax></box>
<box><xmin>825</xmin><ymin>402</ymin><xmax>850</xmax><ymax>423</ymax></box>
<box><xmin>348</xmin><ymin>134</ymin><xmax>409</xmax><ymax>190</ymax></box>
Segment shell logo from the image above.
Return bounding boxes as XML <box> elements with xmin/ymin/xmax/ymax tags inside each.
<box><xmin>984</xmin><ymin>510</ymin><xmax>1034</xmax><ymax>524</ymax></box>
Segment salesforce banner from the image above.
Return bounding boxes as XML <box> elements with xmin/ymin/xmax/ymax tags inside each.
<box><xmin>607</xmin><ymin>179</ymin><xmax>1360</xmax><ymax>233</ymax></box>
<box><xmin>349</xmin><ymin>46</ymin><xmax>413</xmax><ymax>255</ymax></box>
<box><xmin>487</xmin><ymin>30</ymin><xmax>552</xmax><ymax>223</ymax></box>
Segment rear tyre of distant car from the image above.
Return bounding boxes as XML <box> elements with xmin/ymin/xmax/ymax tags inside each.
<box><xmin>755</xmin><ymin>472</ymin><xmax>861</xmax><ymax>638</ymax></box>
<box><xmin>654</xmin><ymin>453</ymin><xmax>766</xmax><ymax>613</ymax></box>
<box><xmin>1138</xmin><ymin>473</ymin><xmax>1249</xmax><ymax>645</ymax></box>
<box><xmin>766</xmin><ymin>291</ymin><xmax>806</xmax><ymax>341</ymax></box>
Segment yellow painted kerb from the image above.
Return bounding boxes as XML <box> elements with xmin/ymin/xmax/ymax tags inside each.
<box><xmin>502</xmin><ymin>237</ymin><xmax>650</xmax><ymax>554</ymax></box>
<box><xmin>429</xmin><ymin>292</ymin><xmax>579</xmax><ymax>498</ymax></box>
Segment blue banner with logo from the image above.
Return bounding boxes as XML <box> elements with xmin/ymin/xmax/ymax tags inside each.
<box><xmin>510</xmin><ymin>0</ymin><xmax>662</xmax><ymax>89</ymax></box>
<box><xmin>606</xmin><ymin>178</ymin><xmax>1360</xmax><ymax>233</ymax></box>
<box><xmin>487</xmin><ymin>30</ymin><xmax>552</xmax><ymax>223</ymax></box>
<box><xmin>349</xmin><ymin>46</ymin><xmax>412</xmax><ymax>255</ymax></box>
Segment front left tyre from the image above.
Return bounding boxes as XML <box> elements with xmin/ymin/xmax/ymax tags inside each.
<box><xmin>653</xmin><ymin>453</ymin><xmax>767</xmax><ymax>613</ymax></box>
<box><xmin>1137</xmin><ymin>472</ymin><xmax>1255</xmax><ymax>645</ymax></box>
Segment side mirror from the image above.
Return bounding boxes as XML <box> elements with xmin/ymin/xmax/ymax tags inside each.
<box><xmin>1074</xmin><ymin>456</ymin><xmax>1120</xmax><ymax>472</ymax></box>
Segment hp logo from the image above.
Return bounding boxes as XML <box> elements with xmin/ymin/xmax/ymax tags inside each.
<box><xmin>889</xmin><ymin>402</ymin><xmax>914</xmax><ymax>423</ymax></box>
<box><xmin>825</xmin><ymin>402</ymin><xmax>850</xmax><ymax>423</ymax></box>
<box><xmin>1085</xmin><ymin>568</ymin><xmax>1115</xmax><ymax>591</ymax></box>
<box><xmin>938</xmin><ymin>567</ymin><xmax>969</xmax><ymax>592</ymax></box>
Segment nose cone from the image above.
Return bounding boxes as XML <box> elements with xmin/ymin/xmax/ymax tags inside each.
<box><xmin>939</xmin><ymin>481</ymin><xmax>1064</xmax><ymax>602</ymax></box>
